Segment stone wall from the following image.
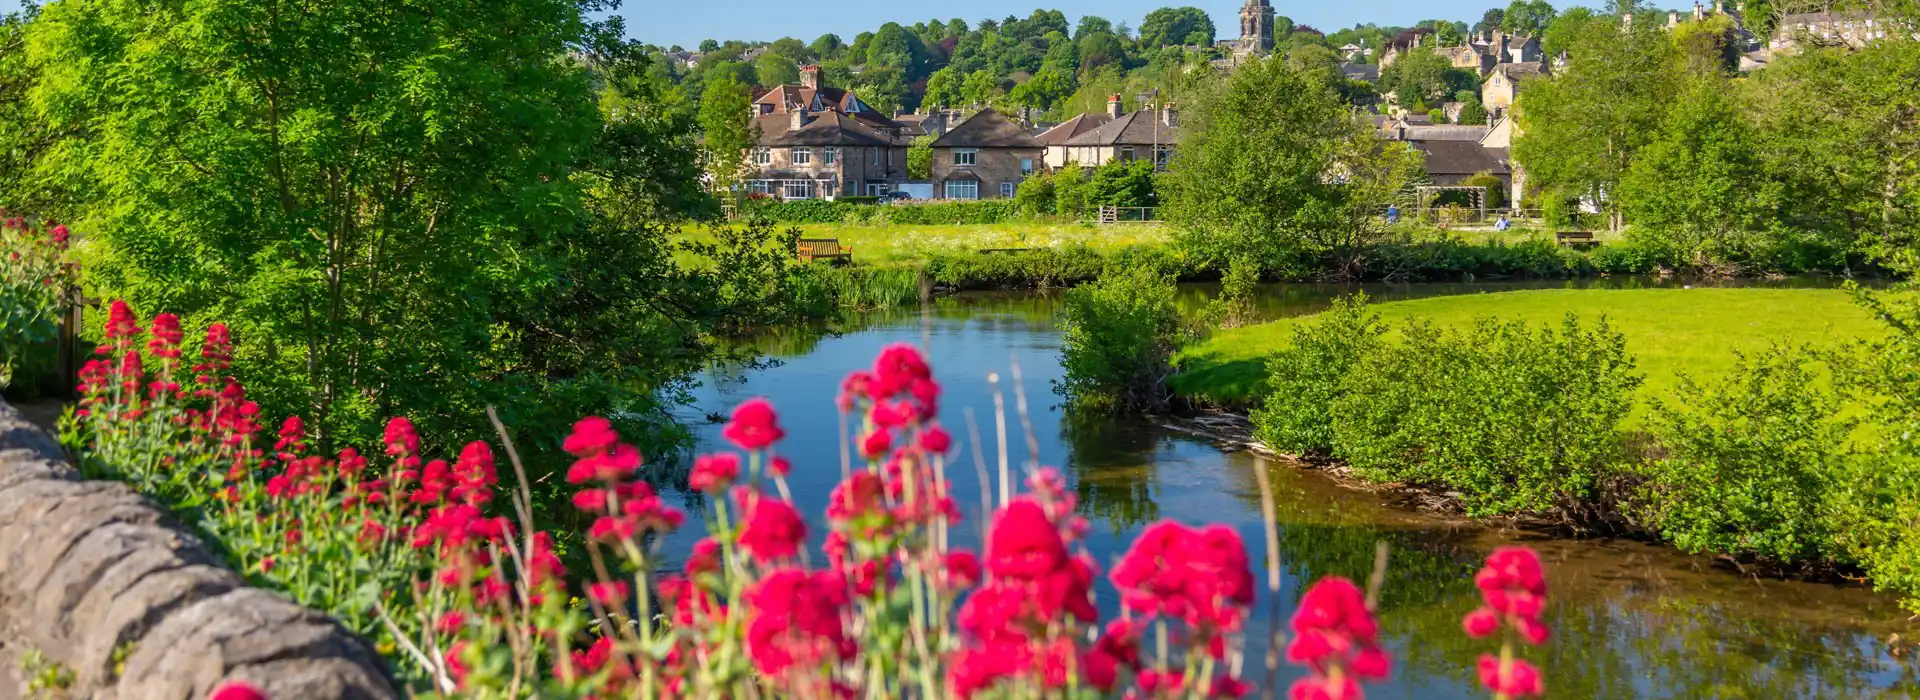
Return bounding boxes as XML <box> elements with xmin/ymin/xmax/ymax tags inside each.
<box><xmin>0</xmin><ymin>399</ymin><xmax>398</xmax><ymax>700</ymax></box>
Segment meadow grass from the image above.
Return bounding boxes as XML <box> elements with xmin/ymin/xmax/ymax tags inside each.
<box><xmin>792</xmin><ymin>221</ymin><xmax>1170</xmax><ymax>263</ymax></box>
<box><xmin>1171</xmin><ymin>288</ymin><xmax>1887</xmax><ymax>414</ymax></box>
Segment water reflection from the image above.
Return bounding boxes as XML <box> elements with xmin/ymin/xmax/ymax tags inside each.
<box><xmin>672</xmin><ymin>281</ymin><xmax>1918</xmax><ymax>698</ymax></box>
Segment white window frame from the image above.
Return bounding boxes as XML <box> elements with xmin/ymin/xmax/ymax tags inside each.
<box><xmin>1020</xmin><ymin>157</ymin><xmax>1034</xmax><ymax>176</ymax></box>
<box><xmin>1120</xmin><ymin>146</ymin><xmax>1136</xmax><ymax>162</ymax></box>
<box><xmin>791</xmin><ymin>147</ymin><xmax>812</xmax><ymax>166</ymax></box>
<box><xmin>752</xmin><ymin>148</ymin><xmax>771</xmax><ymax>165</ymax></box>
<box><xmin>1000</xmin><ymin>182</ymin><xmax>1015</xmax><ymax>198</ymax></box>
<box><xmin>872</xmin><ymin>148</ymin><xmax>881</xmax><ymax>165</ymax></box>
<box><xmin>953</xmin><ymin>149</ymin><xmax>978</xmax><ymax>166</ymax></box>
<box><xmin>867</xmin><ymin>182</ymin><xmax>891</xmax><ymax>197</ymax></box>
<box><xmin>748</xmin><ymin>180</ymin><xmax>775</xmax><ymax>195</ymax></box>
<box><xmin>824</xmin><ymin>147</ymin><xmax>838</xmax><ymax>165</ymax></box>
<box><xmin>782</xmin><ymin>180</ymin><xmax>814</xmax><ymax>200</ymax></box>
<box><xmin>945</xmin><ymin>181</ymin><xmax>979</xmax><ymax>200</ymax></box>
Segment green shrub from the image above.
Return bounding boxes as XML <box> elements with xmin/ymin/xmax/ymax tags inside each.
<box><xmin>836</xmin><ymin>196</ymin><xmax>882</xmax><ymax>205</ymax></box>
<box><xmin>1825</xmin><ymin>289</ymin><xmax>1920</xmax><ymax>611</ymax></box>
<box><xmin>1637</xmin><ymin>345</ymin><xmax>1851</xmax><ymax>563</ymax></box>
<box><xmin>745</xmin><ymin>199</ymin><xmax>1020</xmax><ymax>225</ymax></box>
<box><xmin>1089</xmin><ymin>159</ymin><xmax>1158</xmax><ymax>208</ymax></box>
<box><xmin>923</xmin><ymin>247</ymin><xmax>1108</xmax><ymax>289</ymax></box>
<box><xmin>1013</xmin><ymin>171</ymin><xmax>1057</xmax><ymax>216</ymax></box>
<box><xmin>1056</xmin><ymin>259</ymin><xmax>1188</xmax><ymax>413</ymax></box>
<box><xmin>1250</xmin><ymin>294</ymin><xmax>1386</xmax><ymax>456</ymax></box>
<box><xmin>1054</xmin><ymin>164</ymin><xmax>1093</xmax><ymax>217</ymax></box>
<box><xmin>1329</xmin><ymin>314</ymin><xmax>1641</xmax><ymax>516</ymax></box>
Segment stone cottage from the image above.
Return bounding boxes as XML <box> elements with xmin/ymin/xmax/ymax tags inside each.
<box><xmin>930</xmin><ymin>109</ymin><xmax>1046</xmax><ymax>200</ymax></box>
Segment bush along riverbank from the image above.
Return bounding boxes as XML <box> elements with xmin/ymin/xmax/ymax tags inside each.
<box><xmin>55</xmin><ymin>298</ymin><xmax>1568</xmax><ymax>698</ymax></box>
<box><xmin>807</xmin><ymin>231</ymin><xmax>1884</xmax><ymax>310</ymax></box>
<box><xmin>1171</xmin><ymin>289</ymin><xmax>1920</xmax><ymax>613</ymax></box>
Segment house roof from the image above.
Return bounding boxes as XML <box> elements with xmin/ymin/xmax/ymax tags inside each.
<box><xmin>1342</xmin><ymin>64</ymin><xmax>1381</xmax><ymax>82</ymax></box>
<box><xmin>932</xmin><ymin>109</ymin><xmax>1044</xmax><ymax>149</ymax></box>
<box><xmin>1063</xmin><ymin>109</ymin><xmax>1179</xmax><ymax>147</ymax></box>
<box><xmin>1035</xmin><ymin>113</ymin><xmax>1113</xmax><ymax>146</ymax></box>
<box><xmin>1395</xmin><ymin>125</ymin><xmax>1493</xmax><ymax>141</ymax></box>
<box><xmin>754</xmin><ymin>112</ymin><xmax>894</xmax><ymax>148</ymax></box>
<box><xmin>1489</xmin><ymin>62</ymin><xmax>1548</xmax><ymax>83</ymax></box>
<box><xmin>754</xmin><ymin>84</ymin><xmax>902</xmax><ymax>130</ymax></box>
<box><xmin>1411</xmin><ymin>140</ymin><xmax>1510</xmax><ymax>176</ymax></box>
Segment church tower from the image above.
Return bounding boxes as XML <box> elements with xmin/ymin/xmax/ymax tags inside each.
<box><xmin>1239</xmin><ymin>0</ymin><xmax>1276</xmax><ymax>56</ymax></box>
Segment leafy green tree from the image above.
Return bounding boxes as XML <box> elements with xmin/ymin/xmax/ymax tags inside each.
<box><xmin>851</xmin><ymin>65</ymin><xmax>908</xmax><ymax>113</ymax></box>
<box><xmin>1090</xmin><ymin>159</ymin><xmax>1158</xmax><ymax>208</ymax></box>
<box><xmin>1138</xmin><ymin>7</ymin><xmax>1216</xmax><ymax>48</ymax></box>
<box><xmin>1042</xmin><ymin>30</ymin><xmax>1080</xmax><ymax>74</ymax></box>
<box><xmin>1165</xmin><ymin>56</ymin><xmax>1424</xmax><ymax>275</ymax></box>
<box><xmin>699</xmin><ymin>39</ymin><xmax>720</xmax><ymax>53</ymax></box>
<box><xmin>767</xmin><ymin>37</ymin><xmax>810</xmax><ymax>63</ymax></box>
<box><xmin>1380</xmin><ymin>47</ymin><xmax>1473</xmax><ymax>105</ymax></box>
<box><xmin>1457</xmin><ymin>97</ymin><xmax>1489</xmax><ymax>125</ymax></box>
<box><xmin>1619</xmin><ymin>76</ymin><xmax>1785</xmax><ymax>263</ymax></box>
<box><xmin>959</xmin><ymin>69</ymin><xmax>1001</xmax><ymax>106</ymax></box>
<box><xmin>866</xmin><ymin>22</ymin><xmax>928</xmax><ymax>79</ymax></box>
<box><xmin>1670</xmin><ymin>13</ymin><xmax>1740</xmax><ymax>76</ymax></box>
<box><xmin>1075</xmin><ymin>15</ymin><xmax>1114</xmax><ymax>39</ymax></box>
<box><xmin>1079</xmin><ymin>32</ymin><xmax>1128</xmax><ymax>73</ymax></box>
<box><xmin>700</xmin><ymin>71</ymin><xmax>756</xmax><ymax>204</ymax></box>
<box><xmin>921</xmin><ymin>67</ymin><xmax>961</xmax><ymax>108</ymax></box>
<box><xmin>1013</xmin><ymin>170</ymin><xmax>1057</xmax><ymax>215</ymax></box>
<box><xmin>809</xmin><ymin>33</ymin><xmax>845</xmax><ymax>60</ymax></box>
<box><xmin>1514</xmin><ymin>16</ymin><xmax>1679</xmax><ymax>230</ymax></box>
<box><xmin>0</xmin><ymin>6</ymin><xmax>63</xmax><ymax>215</ymax></box>
<box><xmin>753</xmin><ymin>52</ymin><xmax>800</xmax><ymax>87</ymax></box>
<box><xmin>1009</xmin><ymin>67</ymin><xmax>1073</xmax><ymax>111</ymax></box>
<box><xmin>1053</xmin><ymin>162</ymin><xmax>1093</xmax><ymax>216</ymax></box>
<box><xmin>1541</xmin><ymin>6</ymin><xmax>1596</xmax><ymax>56</ymax></box>
<box><xmin>1475</xmin><ymin>8</ymin><xmax>1507</xmax><ymax>35</ymax></box>
<box><xmin>907</xmin><ymin>135</ymin><xmax>935</xmax><ymax>180</ymax></box>
<box><xmin>1503</xmin><ymin>0</ymin><xmax>1559</xmax><ymax>34</ymax></box>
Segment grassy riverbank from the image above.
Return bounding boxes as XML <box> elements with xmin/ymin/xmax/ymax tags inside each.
<box><xmin>794</xmin><ymin>221</ymin><xmax>1169</xmax><ymax>263</ymax></box>
<box><xmin>1172</xmin><ymin>288</ymin><xmax>1885</xmax><ymax>411</ymax></box>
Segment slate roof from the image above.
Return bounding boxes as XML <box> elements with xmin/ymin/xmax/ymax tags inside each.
<box><xmin>1394</xmin><ymin>125</ymin><xmax>1492</xmax><ymax>142</ymax></box>
<box><xmin>753</xmin><ymin>113</ymin><xmax>894</xmax><ymax>148</ymax></box>
<box><xmin>1342</xmin><ymin>64</ymin><xmax>1381</xmax><ymax>81</ymax></box>
<box><xmin>1062</xmin><ymin>109</ymin><xmax>1179</xmax><ymax>147</ymax></box>
<box><xmin>1410</xmin><ymin>140</ymin><xmax>1510</xmax><ymax>176</ymax></box>
<box><xmin>753</xmin><ymin>84</ymin><xmax>902</xmax><ymax>130</ymax></box>
<box><xmin>1035</xmin><ymin>113</ymin><xmax>1112</xmax><ymax>146</ymax></box>
<box><xmin>1488</xmin><ymin>62</ymin><xmax>1549</xmax><ymax>82</ymax></box>
<box><xmin>933</xmin><ymin>109</ymin><xmax>1044</xmax><ymax>149</ymax></box>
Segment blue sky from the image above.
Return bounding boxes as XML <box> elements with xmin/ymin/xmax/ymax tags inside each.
<box><xmin>3</xmin><ymin>0</ymin><xmax>1697</xmax><ymax>49</ymax></box>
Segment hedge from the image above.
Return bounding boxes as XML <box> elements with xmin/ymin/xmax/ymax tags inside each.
<box><xmin>744</xmin><ymin>199</ymin><xmax>1021</xmax><ymax>226</ymax></box>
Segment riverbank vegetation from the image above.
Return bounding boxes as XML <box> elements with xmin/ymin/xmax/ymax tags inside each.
<box><xmin>1170</xmin><ymin>286</ymin><xmax>1920</xmax><ymax>612</ymax></box>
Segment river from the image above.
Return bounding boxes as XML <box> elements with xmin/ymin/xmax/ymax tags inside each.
<box><xmin>665</xmin><ymin>278</ymin><xmax>1920</xmax><ymax>699</ymax></box>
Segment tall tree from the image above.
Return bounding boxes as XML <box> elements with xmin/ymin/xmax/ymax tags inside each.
<box><xmin>753</xmin><ymin>52</ymin><xmax>800</xmax><ymax>86</ymax></box>
<box><xmin>700</xmin><ymin>71</ymin><xmax>755</xmax><ymax>204</ymax></box>
<box><xmin>1503</xmin><ymin>0</ymin><xmax>1558</xmax><ymax>34</ymax></box>
<box><xmin>1166</xmin><ymin>56</ymin><xmax>1424</xmax><ymax>275</ymax></box>
<box><xmin>809</xmin><ymin>33</ymin><xmax>845</xmax><ymax>60</ymax></box>
<box><xmin>1513</xmin><ymin>15</ymin><xmax>1680</xmax><ymax>230</ymax></box>
<box><xmin>1075</xmin><ymin>15</ymin><xmax>1114</xmax><ymax>39</ymax></box>
<box><xmin>1138</xmin><ymin>7</ymin><xmax>1216</xmax><ymax>48</ymax></box>
<box><xmin>1475</xmin><ymin>8</ymin><xmax>1508</xmax><ymax>35</ymax></box>
<box><xmin>1619</xmin><ymin>76</ymin><xmax>1786</xmax><ymax>262</ymax></box>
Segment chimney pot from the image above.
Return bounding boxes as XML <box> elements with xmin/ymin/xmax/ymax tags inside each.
<box><xmin>790</xmin><ymin>108</ymin><xmax>809</xmax><ymax>131</ymax></box>
<box><xmin>799</xmin><ymin>65</ymin><xmax>821</xmax><ymax>90</ymax></box>
<box><xmin>1106</xmin><ymin>94</ymin><xmax>1123</xmax><ymax>119</ymax></box>
<box><xmin>1162</xmin><ymin>102</ymin><xmax>1178</xmax><ymax>127</ymax></box>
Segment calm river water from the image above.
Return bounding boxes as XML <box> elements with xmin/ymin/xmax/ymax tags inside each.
<box><xmin>664</xmin><ymin>278</ymin><xmax>1920</xmax><ymax>699</ymax></box>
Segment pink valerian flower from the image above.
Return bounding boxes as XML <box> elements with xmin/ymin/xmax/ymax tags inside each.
<box><xmin>736</xmin><ymin>490</ymin><xmax>807</xmax><ymax>563</ymax></box>
<box><xmin>742</xmin><ymin>568</ymin><xmax>855</xmax><ymax>678</ymax></box>
<box><xmin>1465</xmin><ymin>547</ymin><xmax>1551</xmax><ymax>698</ymax></box>
<box><xmin>950</xmin><ymin>498</ymin><xmax>1100</xmax><ymax>697</ymax></box>
<box><xmin>588</xmin><ymin>580</ymin><xmax>631</xmax><ymax>606</ymax></box>
<box><xmin>273</xmin><ymin>416</ymin><xmax>306</xmax><ymax>461</ymax></box>
<box><xmin>383</xmin><ymin>417</ymin><xmax>421</xmax><ymax>459</ymax></box>
<box><xmin>688</xmin><ymin>452</ymin><xmax>740</xmax><ymax>493</ymax></box>
<box><xmin>147</xmin><ymin>313</ymin><xmax>183</xmax><ymax>360</ymax></box>
<box><xmin>723</xmin><ymin>398</ymin><xmax>786</xmax><ymax>451</ymax></box>
<box><xmin>194</xmin><ymin>323</ymin><xmax>233</xmax><ymax>389</ymax></box>
<box><xmin>208</xmin><ymin>681</ymin><xmax>269</xmax><ymax>700</ymax></box>
<box><xmin>1288</xmin><ymin>577</ymin><xmax>1391</xmax><ymax>700</ymax></box>
<box><xmin>450</xmin><ymin>441</ymin><xmax>497</xmax><ymax>507</ymax></box>
<box><xmin>103</xmin><ymin>300</ymin><xmax>141</xmax><ymax>351</ymax></box>
<box><xmin>1477</xmin><ymin>656</ymin><xmax>1545</xmax><ymax>698</ymax></box>
<box><xmin>1110</xmin><ymin>521</ymin><xmax>1256</xmax><ymax>638</ymax></box>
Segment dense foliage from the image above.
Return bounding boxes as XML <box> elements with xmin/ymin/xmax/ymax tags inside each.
<box><xmin>2</xmin><ymin>0</ymin><xmax>822</xmax><ymax>455</ymax></box>
<box><xmin>0</xmin><ymin>215</ymin><xmax>69</xmax><ymax>390</ymax></box>
<box><xmin>743</xmin><ymin>199</ymin><xmax>1020</xmax><ymax>225</ymax></box>
<box><xmin>1057</xmin><ymin>259</ymin><xmax>1189</xmax><ymax>413</ymax></box>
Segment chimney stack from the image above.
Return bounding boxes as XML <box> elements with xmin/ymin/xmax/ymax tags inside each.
<box><xmin>789</xmin><ymin>107</ymin><xmax>810</xmax><ymax>131</ymax></box>
<box><xmin>1670</xmin><ymin>9</ymin><xmax>1681</xmax><ymax>27</ymax></box>
<box><xmin>799</xmin><ymin>65</ymin><xmax>821</xmax><ymax>90</ymax></box>
<box><xmin>1693</xmin><ymin>1</ymin><xmax>1705</xmax><ymax>20</ymax></box>
<box><xmin>1106</xmin><ymin>94</ymin><xmax>1123</xmax><ymax>119</ymax></box>
<box><xmin>1161</xmin><ymin>102</ymin><xmax>1178</xmax><ymax>127</ymax></box>
<box><xmin>1714</xmin><ymin>0</ymin><xmax>1725</xmax><ymax>14</ymax></box>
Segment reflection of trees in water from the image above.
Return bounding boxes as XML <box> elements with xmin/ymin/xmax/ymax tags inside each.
<box><xmin>1060</xmin><ymin>409</ymin><xmax>1163</xmax><ymax>532</ymax></box>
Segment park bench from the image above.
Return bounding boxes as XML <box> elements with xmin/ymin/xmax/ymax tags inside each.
<box><xmin>796</xmin><ymin>238</ymin><xmax>853</xmax><ymax>264</ymax></box>
<box><xmin>1555</xmin><ymin>231</ymin><xmax>1597</xmax><ymax>247</ymax></box>
<box><xmin>977</xmin><ymin>247</ymin><xmax>1033</xmax><ymax>255</ymax></box>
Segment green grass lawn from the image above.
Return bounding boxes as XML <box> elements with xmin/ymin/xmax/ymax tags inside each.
<box><xmin>1171</xmin><ymin>288</ymin><xmax>1887</xmax><ymax>411</ymax></box>
<box><xmin>791</xmin><ymin>222</ymin><xmax>1169</xmax><ymax>263</ymax></box>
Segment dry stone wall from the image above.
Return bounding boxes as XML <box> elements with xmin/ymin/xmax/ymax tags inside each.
<box><xmin>0</xmin><ymin>399</ymin><xmax>398</xmax><ymax>700</ymax></box>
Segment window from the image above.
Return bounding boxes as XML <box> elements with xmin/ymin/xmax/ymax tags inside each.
<box><xmin>823</xmin><ymin>182</ymin><xmax>836</xmax><ymax>198</ymax></box>
<box><xmin>748</xmin><ymin>181</ymin><xmax>774</xmax><ymax>195</ymax></box>
<box><xmin>945</xmin><ymin>181</ymin><xmax>978</xmax><ymax>200</ymax></box>
<box><xmin>1120</xmin><ymin>146</ymin><xmax>1136</xmax><ymax>162</ymax></box>
<box><xmin>1155</xmin><ymin>147</ymin><xmax>1173</xmax><ymax>171</ymax></box>
<box><xmin>752</xmin><ymin>148</ymin><xmax>771</xmax><ymax>165</ymax></box>
<box><xmin>1000</xmin><ymin>182</ymin><xmax>1015</xmax><ymax>198</ymax></box>
<box><xmin>782</xmin><ymin>180</ymin><xmax>814</xmax><ymax>200</ymax></box>
<box><xmin>824</xmin><ymin>147</ymin><xmax>838</xmax><ymax>165</ymax></box>
<box><xmin>953</xmin><ymin>149</ymin><xmax>978</xmax><ymax>166</ymax></box>
<box><xmin>872</xmin><ymin>148</ymin><xmax>881</xmax><ymax>165</ymax></box>
<box><xmin>1020</xmin><ymin>158</ymin><xmax>1034</xmax><ymax>176</ymax></box>
<box><xmin>867</xmin><ymin>182</ymin><xmax>891</xmax><ymax>197</ymax></box>
<box><xmin>791</xmin><ymin>148</ymin><xmax>812</xmax><ymax>165</ymax></box>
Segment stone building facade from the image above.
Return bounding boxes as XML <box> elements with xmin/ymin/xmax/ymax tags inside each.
<box><xmin>930</xmin><ymin>109</ymin><xmax>1045</xmax><ymax>200</ymax></box>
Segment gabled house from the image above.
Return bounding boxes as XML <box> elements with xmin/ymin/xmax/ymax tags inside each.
<box><xmin>1035</xmin><ymin>111</ymin><xmax>1112</xmax><ymax>169</ymax></box>
<box><xmin>930</xmin><ymin>109</ymin><xmax>1046</xmax><ymax>200</ymax></box>
<box><xmin>1481</xmin><ymin>62</ymin><xmax>1547</xmax><ymax>117</ymax></box>
<box><xmin>1409</xmin><ymin>139</ymin><xmax>1512</xmax><ymax>190</ymax></box>
<box><xmin>753</xmin><ymin>66</ymin><xmax>905</xmax><ymax>140</ymax></box>
<box><xmin>1060</xmin><ymin>101</ymin><xmax>1181</xmax><ymax>170</ymax></box>
<box><xmin>747</xmin><ymin>110</ymin><xmax>907</xmax><ymax>200</ymax></box>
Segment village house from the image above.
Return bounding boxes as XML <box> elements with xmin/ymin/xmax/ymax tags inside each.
<box><xmin>930</xmin><ymin>109</ymin><xmax>1046</xmax><ymax>200</ymax></box>
<box><xmin>1035</xmin><ymin>111</ymin><xmax>1111</xmax><ymax>169</ymax></box>
<box><xmin>1770</xmin><ymin>10</ymin><xmax>1914</xmax><ymax>53</ymax></box>
<box><xmin>1481</xmin><ymin>61</ymin><xmax>1547</xmax><ymax>118</ymax></box>
<box><xmin>748</xmin><ymin>110</ymin><xmax>907</xmax><ymax>200</ymax></box>
<box><xmin>1060</xmin><ymin>98</ymin><xmax>1181</xmax><ymax>170</ymax></box>
<box><xmin>753</xmin><ymin>66</ymin><xmax>906</xmax><ymax>140</ymax></box>
<box><xmin>1378</xmin><ymin>28</ymin><xmax>1436</xmax><ymax>68</ymax></box>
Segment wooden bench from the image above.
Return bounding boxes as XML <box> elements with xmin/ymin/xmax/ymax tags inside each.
<box><xmin>977</xmin><ymin>247</ymin><xmax>1033</xmax><ymax>255</ymax></box>
<box><xmin>796</xmin><ymin>238</ymin><xmax>852</xmax><ymax>264</ymax></box>
<box><xmin>1555</xmin><ymin>231</ymin><xmax>1597</xmax><ymax>247</ymax></box>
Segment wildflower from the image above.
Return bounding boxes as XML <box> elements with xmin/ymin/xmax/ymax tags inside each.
<box><xmin>566</xmin><ymin>443</ymin><xmax>642</xmax><ymax>484</ymax></box>
<box><xmin>943</xmin><ymin>549</ymin><xmax>982</xmax><ymax>589</ymax></box>
<box><xmin>921</xmin><ymin>424</ymin><xmax>952</xmax><ymax>453</ymax></box>
<box><xmin>688</xmin><ymin>452</ymin><xmax>740</xmax><ymax>493</ymax></box>
<box><xmin>722</xmin><ymin>397</ymin><xmax>785</xmax><ymax>451</ymax></box>
<box><xmin>148</xmin><ymin>313</ymin><xmax>183</xmax><ymax>360</ymax></box>
<box><xmin>872</xmin><ymin>343</ymin><xmax>930</xmax><ymax>397</ymax></box>
<box><xmin>104</xmin><ymin>300</ymin><xmax>141</xmax><ymax>347</ymax></box>
<box><xmin>1288</xmin><ymin>577</ymin><xmax>1391</xmax><ymax>699</ymax></box>
<box><xmin>1111</xmin><ymin>521</ymin><xmax>1255</xmax><ymax>634</ymax></box>
<box><xmin>1476</xmin><ymin>656</ymin><xmax>1545</xmax><ymax>698</ymax></box>
<box><xmin>737</xmin><ymin>492</ymin><xmax>806</xmax><ymax>563</ymax></box>
<box><xmin>859</xmin><ymin>429</ymin><xmax>892</xmax><ymax>460</ymax></box>
<box><xmin>383</xmin><ymin>417</ymin><xmax>420</xmax><ymax>458</ymax></box>
<box><xmin>336</xmin><ymin>448</ymin><xmax>368</xmax><ymax>480</ymax></box>
<box><xmin>194</xmin><ymin>323</ymin><xmax>233</xmax><ymax>387</ymax></box>
<box><xmin>1469</xmin><ymin>546</ymin><xmax>1550</xmax><ymax>644</ymax></box>
<box><xmin>769</xmin><ymin>454</ymin><xmax>792</xmax><ymax>477</ymax></box>
<box><xmin>563</xmin><ymin>416</ymin><xmax>620</xmax><ymax>457</ymax></box>
<box><xmin>450</xmin><ymin>441</ymin><xmax>496</xmax><ymax>507</ymax></box>
<box><xmin>49</xmin><ymin>224</ymin><xmax>68</xmax><ymax>247</ymax></box>
<box><xmin>208</xmin><ymin>681</ymin><xmax>269</xmax><ymax>700</ymax></box>
<box><xmin>743</xmin><ymin>568</ymin><xmax>854</xmax><ymax>677</ymax></box>
<box><xmin>685</xmin><ymin>537</ymin><xmax>723</xmax><ymax>576</ymax></box>
<box><xmin>985</xmin><ymin>499</ymin><xmax>1067</xmax><ymax>581</ymax></box>
<box><xmin>837</xmin><ymin>370</ymin><xmax>874</xmax><ymax>410</ymax></box>
<box><xmin>588</xmin><ymin>580</ymin><xmax>631</xmax><ymax>606</ymax></box>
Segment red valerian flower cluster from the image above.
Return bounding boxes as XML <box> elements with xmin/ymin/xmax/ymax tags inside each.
<box><xmin>1288</xmin><ymin>577</ymin><xmax>1392</xmax><ymax>700</ymax></box>
<box><xmin>1464</xmin><ymin>547</ymin><xmax>1550</xmax><ymax>699</ymax></box>
<box><xmin>1112</xmin><ymin>521</ymin><xmax>1257</xmax><ymax>657</ymax></box>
